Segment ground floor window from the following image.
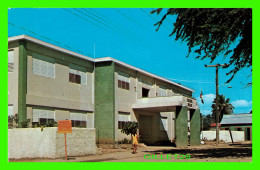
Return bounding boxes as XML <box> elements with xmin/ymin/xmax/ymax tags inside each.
<box><xmin>235</xmin><ymin>127</ymin><xmax>243</xmax><ymax>131</ymax></box>
<box><xmin>118</xmin><ymin>112</ymin><xmax>130</xmax><ymax>129</ymax></box>
<box><xmin>70</xmin><ymin>112</ymin><xmax>87</xmax><ymax>128</ymax></box>
<box><xmin>32</xmin><ymin>108</ymin><xmax>55</xmax><ymax>125</ymax></box>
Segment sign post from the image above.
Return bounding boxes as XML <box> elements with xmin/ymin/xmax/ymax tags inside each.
<box><xmin>58</xmin><ymin>120</ymin><xmax>72</xmax><ymax>160</ymax></box>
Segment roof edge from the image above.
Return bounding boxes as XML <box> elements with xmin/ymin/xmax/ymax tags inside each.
<box><xmin>95</xmin><ymin>57</ymin><xmax>195</xmax><ymax>92</ymax></box>
<box><xmin>8</xmin><ymin>34</ymin><xmax>94</xmax><ymax>62</ymax></box>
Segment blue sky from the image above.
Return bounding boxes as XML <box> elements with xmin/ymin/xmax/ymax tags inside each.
<box><xmin>8</xmin><ymin>8</ymin><xmax>252</xmax><ymax>115</ymax></box>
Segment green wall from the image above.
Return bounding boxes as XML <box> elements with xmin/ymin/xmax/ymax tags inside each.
<box><xmin>94</xmin><ymin>61</ymin><xmax>115</xmax><ymax>144</ymax></box>
<box><xmin>190</xmin><ymin>109</ymin><xmax>201</xmax><ymax>146</ymax></box>
<box><xmin>18</xmin><ymin>40</ymin><xmax>27</xmax><ymax>127</ymax></box>
<box><xmin>176</xmin><ymin>106</ymin><xmax>188</xmax><ymax>147</ymax></box>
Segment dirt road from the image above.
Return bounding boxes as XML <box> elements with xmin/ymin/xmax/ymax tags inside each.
<box><xmin>9</xmin><ymin>143</ymin><xmax>252</xmax><ymax>162</ymax></box>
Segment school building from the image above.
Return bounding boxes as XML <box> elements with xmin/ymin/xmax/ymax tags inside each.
<box><xmin>8</xmin><ymin>35</ymin><xmax>200</xmax><ymax>147</ymax></box>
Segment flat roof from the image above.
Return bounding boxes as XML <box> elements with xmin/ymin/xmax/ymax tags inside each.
<box><xmin>8</xmin><ymin>35</ymin><xmax>94</xmax><ymax>62</ymax></box>
<box><xmin>95</xmin><ymin>57</ymin><xmax>194</xmax><ymax>92</ymax></box>
<box><xmin>8</xmin><ymin>35</ymin><xmax>194</xmax><ymax>92</ymax></box>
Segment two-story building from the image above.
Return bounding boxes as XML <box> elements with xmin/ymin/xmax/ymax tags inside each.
<box><xmin>8</xmin><ymin>35</ymin><xmax>200</xmax><ymax>147</ymax></box>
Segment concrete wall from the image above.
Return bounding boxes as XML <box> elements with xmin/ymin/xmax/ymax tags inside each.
<box><xmin>201</xmin><ymin>130</ymin><xmax>245</xmax><ymax>143</ymax></box>
<box><xmin>114</xmin><ymin>64</ymin><xmax>191</xmax><ymax>143</ymax></box>
<box><xmin>26</xmin><ymin>41</ymin><xmax>94</xmax><ymax>112</ymax></box>
<box><xmin>95</xmin><ymin>62</ymin><xmax>115</xmax><ymax>144</ymax></box>
<box><xmin>8</xmin><ymin>42</ymin><xmax>20</xmax><ymax>115</ymax></box>
<box><xmin>190</xmin><ymin>109</ymin><xmax>200</xmax><ymax>146</ymax></box>
<box><xmin>176</xmin><ymin>106</ymin><xmax>188</xmax><ymax>147</ymax></box>
<box><xmin>8</xmin><ymin>127</ymin><xmax>96</xmax><ymax>159</ymax></box>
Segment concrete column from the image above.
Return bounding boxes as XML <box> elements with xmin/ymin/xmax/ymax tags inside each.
<box><xmin>175</xmin><ymin>106</ymin><xmax>188</xmax><ymax>147</ymax></box>
<box><xmin>18</xmin><ymin>40</ymin><xmax>27</xmax><ymax>127</ymax></box>
<box><xmin>190</xmin><ymin>109</ymin><xmax>201</xmax><ymax>146</ymax></box>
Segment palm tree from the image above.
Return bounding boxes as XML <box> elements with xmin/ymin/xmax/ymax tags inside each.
<box><xmin>211</xmin><ymin>94</ymin><xmax>235</xmax><ymax>123</ymax></box>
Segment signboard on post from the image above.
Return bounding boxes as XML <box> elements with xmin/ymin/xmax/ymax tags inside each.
<box><xmin>58</xmin><ymin>120</ymin><xmax>72</xmax><ymax>133</ymax></box>
<box><xmin>58</xmin><ymin>120</ymin><xmax>72</xmax><ymax>160</ymax></box>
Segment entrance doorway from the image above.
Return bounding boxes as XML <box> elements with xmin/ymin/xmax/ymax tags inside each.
<box><xmin>139</xmin><ymin>114</ymin><xmax>153</xmax><ymax>144</ymax></box>
<box><xmin>245</xmin><ymin>127</ymin><xmax>251</xmax><ymax>141</ymax></box>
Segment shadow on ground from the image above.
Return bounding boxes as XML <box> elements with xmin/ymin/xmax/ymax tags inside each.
<box><xmin>143</xmin><ymin>144</ymin><xmax>252</xmax><ymax>159</ymax></box>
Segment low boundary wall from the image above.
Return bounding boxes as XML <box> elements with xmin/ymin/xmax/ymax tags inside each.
<box><xmin>8</xmin><ymin>127</ymin><xmax>97</xmax><ymax>159</ymax></box>
<box><xmin>201</xmin><ymin>130</ymin><xmax>245</xmax><ymax>143</ymax></box>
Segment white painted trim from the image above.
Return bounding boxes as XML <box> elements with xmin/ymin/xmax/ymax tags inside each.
<box><xmin>8</xmin><ymin>35</ymin><xmax>94</xmax><ymax>62</ymax></box>
<box><xmin>9</xmin><ymin>35</ymin><xmax>194</xmax><ymax>93</ymax></box>
<box><xmin>95</xmin><ymin>57</ymin><xmax>195</xmax><ymax>92</ymax></box>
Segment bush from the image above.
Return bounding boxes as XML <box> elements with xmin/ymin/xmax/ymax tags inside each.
<box><xmin>121</xmin><ymin>121</ymin><xmax>139</xmax><ymax>136</ymax></box>
<box><xmin>117</xmin><ymin>138</ymin><xmax>131</xmax><ymax>144</ymax></box>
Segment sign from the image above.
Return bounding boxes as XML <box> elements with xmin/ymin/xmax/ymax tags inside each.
<box><xmin>58</xmin><ymin>120</ymin><xmax>72</xmax><ymax>133</ymax></box>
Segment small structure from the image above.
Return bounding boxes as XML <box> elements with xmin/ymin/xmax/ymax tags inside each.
<box><xmin>210</xmin><ymin>113</ymin><xmax>252</xmax><ymax>141</ymax></box>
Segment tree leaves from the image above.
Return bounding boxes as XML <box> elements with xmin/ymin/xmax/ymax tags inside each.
<box><xmin>152</xmin><ymin>8</ymin><xmax>252</xmax><ymax>85</ymax></box>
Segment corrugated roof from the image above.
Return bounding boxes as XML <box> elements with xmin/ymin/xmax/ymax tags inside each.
<box><xmin>220</xmin><ymin>114</ymin><xmax>252</xmax><ymax>125</ymax></box>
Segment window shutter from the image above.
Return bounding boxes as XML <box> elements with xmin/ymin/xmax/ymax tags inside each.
<box><xmin>33</xmin><ymin>58</ymin><xmax>40</xmax><ymax>75</ymax></box>
<box><xmin>80</xmin><ymin>72</ymin><xmax>87</xmax><ymax>85</ymax></box>
<box><xmin>8</xmin><ymin>106</ymin><xmax>14</xmax><ymax>116</ymax></box>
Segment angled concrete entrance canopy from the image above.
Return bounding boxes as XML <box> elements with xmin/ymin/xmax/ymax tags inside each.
<box><xmin>132</xmin><ymin>95</ymin><xmax>198</xmax><ymax>112</ymax></box>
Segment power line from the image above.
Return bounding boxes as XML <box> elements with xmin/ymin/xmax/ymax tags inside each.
<box><xmin>81</xmin><ymin>9</ymin><xmax>133</xmax><ymax>36</ymax></box>
<box><xmin>63</xmin><ymin>8</ymin><xmax>108</xmax><ymax>31</ymax></box>
<box><xmin>166</xmin><ymin>77</ymin><xmax>214</xmax><ymax>84</ymax></box>
<box><xmin>8</xmin><ymin>22</ymin><xmax>93</xmax><ymax>57</ymax></box>
<box><xmin>139</xmin><ymin>8</ymin><xmax>172</xmax><ymax>32</ymax></box>
<box><xmin>113</xmin><ymin>8</ymin><xmax>150</xmax><ymax>31</ymax></box>
<box><xmin>64</xmin><ymin>8</ymin><xmax>136</xmax><ymax>42</ymax></box>
<box><xmin>88</xmin><ymin>8</ymin><xmax>136</xmax><ymax>36</ymax></box>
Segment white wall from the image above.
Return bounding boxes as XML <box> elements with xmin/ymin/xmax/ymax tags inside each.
<box><xmin>201</xmin><ymin>130</ymin><xmax>245</xmax><ymax>143</ymax></box>
<box><xmin>8</xmin><ymin>127</ymin><xmax>96</xmax><ymax>159</ymax></box>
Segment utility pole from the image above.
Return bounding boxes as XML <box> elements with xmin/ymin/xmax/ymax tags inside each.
<box><xmin>205</xmin><ymin>63</ymin><xmax>228</xmax><ymax>145</ymax></box>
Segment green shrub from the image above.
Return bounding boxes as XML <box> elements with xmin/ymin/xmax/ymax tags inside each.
<box><xmin>121</xmin><ymin>121</ymin><xmax>139</xmax><ymax>136</ymax></box>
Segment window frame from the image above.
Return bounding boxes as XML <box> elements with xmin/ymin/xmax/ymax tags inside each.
<box><xmin>32</xmin><ymin>53</ymin><xmax>55</xmax><ymax>78</ymax></box>
<box><xmin>118</xmin><ymin>72</ymin><xmax>130</xmax><ymax>90</ymax></box>
<box><xmin>118</xmin><ymin>112</ymin><xmax>131</xmax><ymax>129</ymax></box>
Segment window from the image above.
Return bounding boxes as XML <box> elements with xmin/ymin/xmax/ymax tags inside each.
<box><xmin>142</xmin><ymin>88</ymin><xmax>150</xmax><ymax>98</ymax></box>
<box><xmin>8</xmin><ymin>105</ymin><xmax>14</xmax><ymax>116</ymax></box>
<box><xmin>8</xmin><ymin>50</ymin><xmax>14</xmax><ymax>72</ymax></box>
<box><xmin>69</xmin><ymin>69</ymin><xmax>87</xmax><ymax>85</ymax></box>
<box><xmin>118</xmin><ymin>72</ymin><xmax>130</xmax><ymax>90</ymax></box>
<box><xmin>235</xmin><ymin>127</ymin><xmax>242</xmax><ymax>131</ymax></box>
<box><xmin>70</xmin><ymin>112</ymin><xmax>87</xmax><ymax>128</ymax></box>
<box><xmin>118</xmin><ymin>112</ymin><xmax>130</xmax><ymax>129</ymax></box>
<box><xmin>32</xmin><ymin>53</ymin><xmax>55</xmax><ymax>78</ymax></box>
<box><xmin>32</xmin><ymin>108</ymin><xmax>55</xmax><ymax>124</ymax></box>
<box><xmin>160</xmin><ymin>117</ymin><xmax>168</xmax><ymax>131</ymax></box>
<box><xmin>158</xmin><ymin>86</ymin><xmax>167</xmax><ymax>97</ymax></box>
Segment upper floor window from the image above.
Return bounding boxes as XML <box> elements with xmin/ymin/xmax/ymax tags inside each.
<box><xmin>70</xmin><ymin>112</ymin><xmax>87</xmax><ymax>127</ymax></box>
<box><xmin>32</xmin><ymin>53</ymin><xmax>55</xmax><ymax>78</ymax></box>
<box><xmin>118</xmin><ymin>112</ymin><xmax>130</xmax><ymax>129</ymax></box>
<box><xmin>8</xmin><ymin>49</ymin><xmax>14</xmax><ymax>72</ymax></box>
<box><xmin>118</xmin><ymin>72</ymin><xmax>130</xmax><ymax>90</ymax></box>
<box><xmin>69</xmin><ymin>69</ymin><xmax>87</xmax><ymax>85</ymax></box>
<box><xmin>158</xmin><ymin>86</ymin><xmax>167</xmax><ymax>97</ymax></box>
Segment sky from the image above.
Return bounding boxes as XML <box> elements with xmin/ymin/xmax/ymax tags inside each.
<box><xmin>8</xmin><ymin>8</ymin><xmax>252</xmax><ymax>115</ymax></box>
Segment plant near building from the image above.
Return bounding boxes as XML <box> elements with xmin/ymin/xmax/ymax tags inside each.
<box><xmin>121</xmin><ymin>121</ymin><xmax>139</xmax><ymax>136</ymax></box>
<box><xmin>20</xmin><ymin>119</ymin><xmax>31</xmax><ymax>128</ymax></box>
<box><xmin>117</xmin><ymin>138</ymin><xmax>132</xmax><ymax>144</ymax></box>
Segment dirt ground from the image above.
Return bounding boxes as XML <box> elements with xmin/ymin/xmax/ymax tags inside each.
<box><xmin>9</xmin><ymin>142</ymin><xmax>252</xmax><ymax>162</ymax></box>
